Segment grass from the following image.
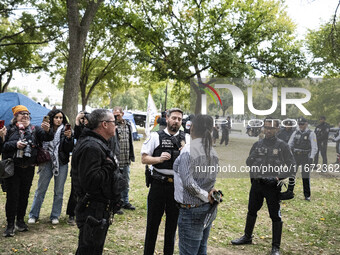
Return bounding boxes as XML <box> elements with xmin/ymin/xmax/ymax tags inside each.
<box><xmin>0</xmin><ymin>136</ymin><xmax>339</xmax><ymax>255</ymax></box>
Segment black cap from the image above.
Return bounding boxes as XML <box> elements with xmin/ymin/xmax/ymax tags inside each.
<box><xmin>298</xmin><ymin>117</ymin><xmax>307</xmax><ymax>124</ymax></box>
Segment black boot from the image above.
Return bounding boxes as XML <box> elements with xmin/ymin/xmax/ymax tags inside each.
<box><xmin>231</xmin><ymin>215</ymin><xmax>256</xmax><ymax>245</ymax></box>
<box><xmin>270</xmin><ymin>221</ymin><xmax>283</xmax><ymax>255</ymax></box>
<box><xmin>16</xmin><ymin>219</ymin><xmax>29</xmax><ymax>232</ymax></box>
<box><xmin>3</xmin><ymin>222</ymin><xmax>15</xmax><ymax>237</ymax></box>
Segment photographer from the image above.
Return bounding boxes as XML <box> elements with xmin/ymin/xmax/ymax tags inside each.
<box><xmin>71</xmin><ymin>109</ymin><xmax>124</xmax><ymax>254</ymax></box>
<box><xmin>2</xmin><ymin>105</ymin><xmax>53</xmax><ymax>237</ymax></box>
<box><xmin>173</xmin><ymin>114</ymin><xmax>220</xmax><ymax>255</ymax></box>
<box><xmin>28</xmin><ymin>109</ymin><xmax>74</xmax><ymax>225</ymax></box>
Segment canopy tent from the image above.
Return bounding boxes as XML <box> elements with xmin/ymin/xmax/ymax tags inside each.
<box><xmin>0</xmin><ymin>92</ymin><xmax>50</xmax><ymax>126</ymax></box>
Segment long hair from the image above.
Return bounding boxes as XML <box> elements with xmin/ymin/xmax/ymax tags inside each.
<box><xmin>191</xmin><ymin>114</ymin><xmax>213</xmax><ymax>160</ymax></box>
<box><xmin>47</xmin><ymin>109</ymin><xmax>68</xmax><ymax>129</ymax></box>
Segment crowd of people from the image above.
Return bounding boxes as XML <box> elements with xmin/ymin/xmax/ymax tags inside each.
<box><xmin>0</xmin><ymin>104</ymin><xmax>339</xmax><ymax>255</ymax></box>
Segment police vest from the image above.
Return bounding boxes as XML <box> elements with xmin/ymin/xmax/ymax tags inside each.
<box><xmin>293</xmin><ymin>130</ymin><xmax>311</xmax><ymax>151</ymax></box>
<box><xmin>152</xmin><ymin>130</ymin><xmax>186</xmax><ymax>170</ymax></box>
<box><xmin>315</xmin><ymin>123</ymin><xmax>330</xmax><ymax>140</ymax></box>
<box><xmin>252</xmin><ymin>139</ymin><xmax>284</xmax><ymax>168</ymax></box>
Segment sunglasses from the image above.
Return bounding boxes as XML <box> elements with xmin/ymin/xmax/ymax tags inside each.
<box><xmin>298</xmin><ymin>122</ymin><xmax>306</xmax><ymax>126</ymax></box>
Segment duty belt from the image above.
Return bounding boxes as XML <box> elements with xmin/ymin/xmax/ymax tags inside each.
<box><xmin>152</xmin><ymin>171</ymin><xmax>174</xmax><ymax>183</ymax></box>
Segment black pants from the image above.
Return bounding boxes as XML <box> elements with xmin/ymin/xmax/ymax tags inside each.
<box><xmin>289</xmin><ymin>154</ymin><xmax>311</xmax><ymax>198</ymax></box>
<box><xmin>75</xmin><ymin>201</ymin><xmax>111</xmax><ymax>255</ymax></box>
<box><xmin>144</xmin><ymin>180</ymin><xmax>179</xmax><ymax>255</ymax></box>
<box><xmin>4</xmin><ymin>165</ymin><xmax>35</xmax><ymax>224</ymax></box>
<box><xmin>314</xmin><ymin>140</ymin><xmax>328</xmax><ymax>165</ymax></box>
<box><xmin>66</xmin><ymin>181</ymin><xmax>77</xmax><ymax>217</ymax></box>
<box><xmin>247</xmin><ymin>181</ymin><xmax>281</xmax><ymax>222</ymax></box>
<box><xmin>220</xmin><ymin>130</ymin><xmax>229</xmax><ymax>145</ymax></box>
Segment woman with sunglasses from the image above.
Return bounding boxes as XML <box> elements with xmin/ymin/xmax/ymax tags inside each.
<box><xmin>28</xmin><ymin>109</ymin><xmax>74</xmax><ymax>225</ymax></box>
<box><xmin>2</xmin><ymin>105</ymin><xmax>54</xmax><ymax>237</ymax></box>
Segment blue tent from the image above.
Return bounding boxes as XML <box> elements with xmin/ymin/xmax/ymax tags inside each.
<box><xmin>123</xmin><ymin>111</ymin><xmax>140</xmax><ymax>140</ymax></box>
<box><xmin>0</xmin><ymin>92</ymin><xmax>50</xmax><ymax>126</ymax></box>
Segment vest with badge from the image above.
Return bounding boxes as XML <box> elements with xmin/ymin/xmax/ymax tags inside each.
<box><xmin>152</xmin><ymin>130</ymin><xmax>186</xmax><ymax>170</ymax></box>
<box><xmin>293</xmin><ymin>130</ymin><xmax>311</xmax><ymax>151</ymax></box>
<box><xmin>250</xmin><ymin>138</ymin><xmax>285</xmax><ymax>178</ymax></box>
<box><xmin>252</xmin><ymin>139</ymin><xmax>284</xmax><ymax>167</ymax></box>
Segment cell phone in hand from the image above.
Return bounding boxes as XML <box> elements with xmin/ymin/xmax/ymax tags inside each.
<box><xmin>65</xmin><ymin>123</ymin><xmax>71</xmax><ymax>131</ymax></box>
<box><xmin>43</xmin><ymin>116</ymin><xmax>50</xmax><ymax>122</ymax></box>
<box><xmin>0</xmin><ymin>120</ymin><xmax>4</xmax><ymax>129</ymax></box>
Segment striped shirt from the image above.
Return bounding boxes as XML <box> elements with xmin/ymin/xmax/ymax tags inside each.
<box><xmin>174</xmin><ymin>138</ymin><xmax>219</xmax><ymax>205</ymax></box>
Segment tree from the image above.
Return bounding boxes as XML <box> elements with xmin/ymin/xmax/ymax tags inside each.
<box><xmin>118</xmin><ymin>0</ymin><xmax>308</xmax><ymax>114</ymax></box>
<box><xmin>52</xmin><ymin>5</ymin><xmax>134</xmax><ymax>111</ymax></box>
<box><xmin>0</xmin><ymin>0</ymin><xmax>66</xmax><ymax>92</ymax></box>
<box><xmin>307</xmin><ymin>19</ymin><xmax>340</xmax><ymax>77</ymax></box>
<box><xmin>62</xmin><ymin>0</ymin><xmax>104</xmax><ymax>125</ymax></box>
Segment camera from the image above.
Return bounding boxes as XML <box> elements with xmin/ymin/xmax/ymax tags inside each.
<box><xmin>24</xmin><ymin>140</ymin><xmax>33</xmax><ymax>158</ymax></box>
<box><xmin>211</xmin><ymin>190</ymin><xmax>223</xmax><ymax>203</ymax></box>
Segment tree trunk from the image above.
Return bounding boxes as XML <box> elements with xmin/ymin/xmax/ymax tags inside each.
<box><xmin>194</xmin><ymin>65</ymin><xmax>203</xmax><ymax>115</ymax></box>
<box><xmin>62</xmin><ymin>0</ymin><xmax>103</xmax><ymax>125</ymax></box>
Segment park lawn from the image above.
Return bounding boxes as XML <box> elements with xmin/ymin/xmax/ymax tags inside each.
<box><xmin>0</xmin><ymin>137</ymin><xmax>339</xmax><ymax>255</ymax></box>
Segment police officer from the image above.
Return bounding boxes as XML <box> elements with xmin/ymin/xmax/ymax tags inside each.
<box><xmin>220</xmin><ymin>116</ymin><xmax>231</xmax><ymax>146</ymax></box>
<box><xmin>314</xmin><ymin>116</ymin><xmax>330</xmax><ymax>166</ymax></box>
<box><xmin>72</xmin><ymin>109</ymin><xmax>124</xmax><ymax>254</ymax></box>
<box><xmin>276</xmin><ymin>120</ymin><xmax>295</xmax><ymax>143</ymax></box>
<box><xmin>288</xmin><ymin>117</ymin><xmax>317</xmax><ymax>201</ymax></box>
<box><xmin>231</xmin><ymin>117</ymin><xmax>295</xmax><ymax>255</ymax></box>
<box><xmin>141</xmin><ymin>108</ymin><xmax>185</xmax><ymax>255</ymax></box>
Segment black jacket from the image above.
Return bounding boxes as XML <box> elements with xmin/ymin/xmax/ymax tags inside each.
<box><xmin>2</xmin><ymin>124</ymin><xmax>54</xmax><ymax>167</ymax></box>
<box><xmin>58</xmin><ymin>127</ymin><xmax>74</xmax><ymax>165</ymax></box>
<box><xmin>71</xmin><ymin>128</ymin><xmax>119</xmax><ymax>200</ymax></box>
<box><xmin>315</xmin><ymin>122</ymin><xmax>330</xmax><ymax>142</ymax></box>
<box><xmin>247</xmin><ymin>136</ymin><xmax>295</xmax><ymax>180</ymax></box>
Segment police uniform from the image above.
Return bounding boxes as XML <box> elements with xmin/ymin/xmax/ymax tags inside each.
<box><xmin>231</xmin><ymin>136</ymin><xmax>295</xmax><ymax>255</ymax></box>
<box><xmin>220</xmin><ymin>118</ymin><xmax>231</xmax><ymax>146</ymax></box>
<box><xmin>141</xmin><ymin>128</ymin><xmax>185</xmax><ymax>255</ymax></box>
<box><xmin>288</xmin><ymin>126</ymin><xmax>317</xmax><ymax>199</ymax></box>
<box><xmin>314</xmin><ymin>121</ymin><xmax>330</xmax><ymax>165</ymax></box>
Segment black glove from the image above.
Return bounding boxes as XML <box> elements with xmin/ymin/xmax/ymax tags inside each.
<box><xmin>280</xmin><ymin>190</ymin><xmax>294</xmax><ymax>200</ymax></box>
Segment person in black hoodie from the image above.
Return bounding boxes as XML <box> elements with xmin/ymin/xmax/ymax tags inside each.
<box><xmin>72</xmin><ymin>109</ymin><xmax>124</xmax><ymax>255</ymax></box>
<box><xmin>2</xmin><ymin>105</ymin><xmax>53</xmax><ymax>237</ymax></box>
<box><xmin>28</xmin><ymin>109</ymin><xmax>74</xmax><ymax>225</ymax></box>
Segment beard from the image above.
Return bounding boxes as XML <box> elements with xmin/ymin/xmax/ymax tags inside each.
<box><xmin>167</xmin><ymin>122</ymin><xmax>180</xmax><ymax>132</ymax></box>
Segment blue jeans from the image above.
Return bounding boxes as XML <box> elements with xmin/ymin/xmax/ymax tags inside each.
<box><xmin>178</xmin><ymin>203</ymin><xmax>216</xmax><ymax>255</ymax></box>
<box><xmin>29</xmin><ymin>161</ymin><xmax>68</xmax><ymax>220</ymax></box>
<box><xmin>120</xmin><ymin>165</ymin><xmax>130</xmax><ymax>205</ymax></box>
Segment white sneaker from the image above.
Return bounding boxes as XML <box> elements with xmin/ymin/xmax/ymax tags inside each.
<box><xmin>51</xmin><ymin>219</ymin><xmax>59</xmax><ymax>225</ymax></box>
<box><xmin>28</xmin><ymin>218</ymin><xmax>36</xmax><ymax>224</ymax></box>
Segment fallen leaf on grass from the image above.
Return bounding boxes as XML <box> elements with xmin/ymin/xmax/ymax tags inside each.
<box><xmin>43</xmin><ymin>248</ymin><xmax>48</xmax><ymax>252</ymax></box>
<box><xmin>320</xmin><ymin>217</ymin><xmax>325</xmax><ymax>221</ymax></box>
<box><xmin>11</xmin><ymin>248</ymin><xmax>18</xmax><ymax>252</ymax></box>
